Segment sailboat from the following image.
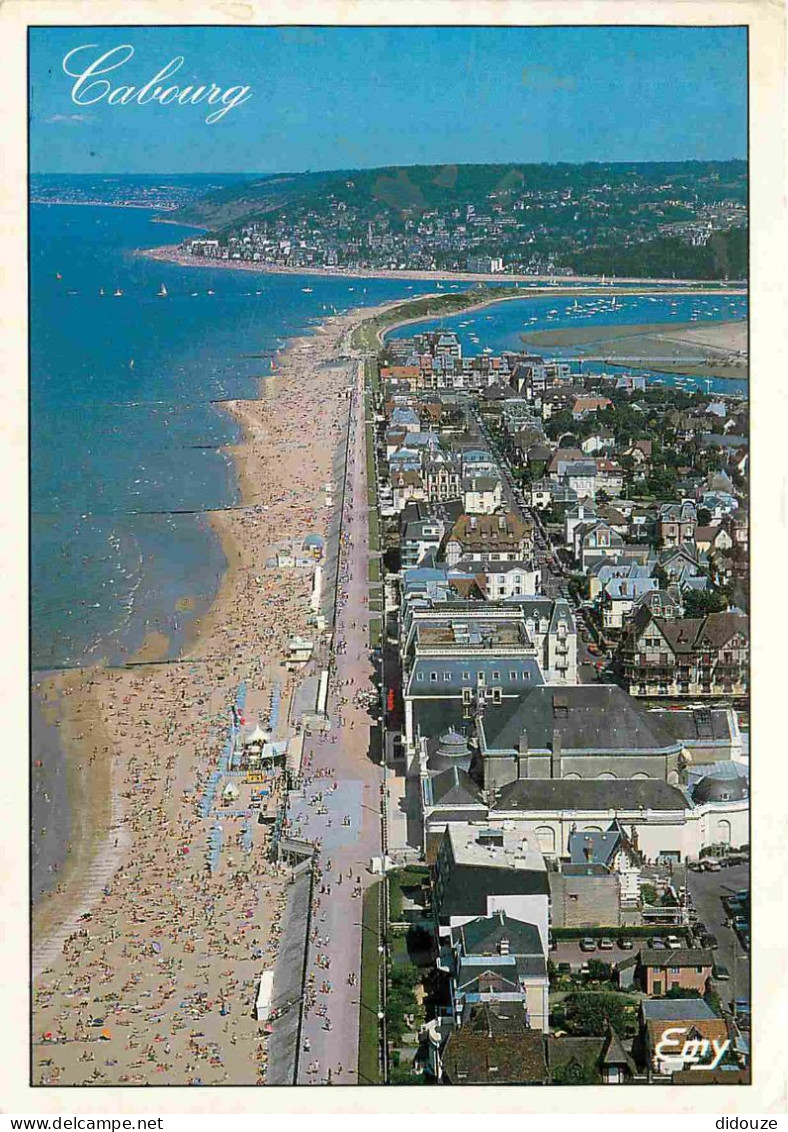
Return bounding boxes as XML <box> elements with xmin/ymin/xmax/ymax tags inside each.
<box><xmin>158</xmin><ymin>282</ymin><xmax>168</xmax><ymax>297</ymax></box>
<box><xmin>113</xmin><ymin>288</ymin><xmax>123</xmax><ymax>297</ymax></box>
<box><xmin>99</xmin><ymin>287</ymin><xmax>105</xmax><ymax>297</ymax></box>
<box><xmin>302</xmin><ymin>287</ymin><xmax>313</xmax><ymax>293</ymax></box>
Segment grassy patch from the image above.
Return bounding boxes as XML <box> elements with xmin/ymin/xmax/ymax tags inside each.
<box><xmin>388</xmin><ymin>866</ymin><xmax>430</xmax><ymax>923</ymax></box>
<box><xmin>358</xmin><ymin>882</ymin><xmax>382</xmax><ymax>1085</ymax></box>
<box><xmin>368</xmin><ymin>558</ymin><xmax>381</xmax><ymax>583</ymax></box>
<box><xmin>369</xmin><ymin>618</ymin><xmax>382</xmax><ymax>648</ymax></box>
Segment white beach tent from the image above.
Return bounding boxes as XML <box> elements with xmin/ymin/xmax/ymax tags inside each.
<box><xmin>253</xmin><ymin>970</ymin><xmax>275</xmax><ymax>1022</ymax></box>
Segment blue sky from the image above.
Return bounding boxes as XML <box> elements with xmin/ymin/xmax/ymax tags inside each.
<box><xmin>29</xmin><ymin>26</ymin><xmax>747</xmax><ymax>174</ymax></box>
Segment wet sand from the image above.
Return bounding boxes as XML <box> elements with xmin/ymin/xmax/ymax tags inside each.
<box><xmin>30</xmin><ymin>299</ymin><xmax>400</xmax><ymax>1086</ymax></box>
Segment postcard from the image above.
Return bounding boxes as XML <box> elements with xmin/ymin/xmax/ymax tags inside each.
<box><xmin>1</xmin><ymin>0</ymin><xmax>785</xmax><ymax>1118</ymax></box>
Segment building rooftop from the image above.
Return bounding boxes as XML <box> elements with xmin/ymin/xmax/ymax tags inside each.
<box><xmin>494</xmin><ymin>779</ymin><xmax>689</xmax><ymax>814</ymax></box>
<box><xmin>447</xmin><ymin>824</ymin><xmax>547</xmax><ymax>874</ymax></box>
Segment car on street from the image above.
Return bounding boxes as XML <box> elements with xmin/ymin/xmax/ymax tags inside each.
<box><xmin>703</xmin><ymin>859</ymin><xmax>721</xmax><ymax>872</ymax></box>
<box><xmin>713</xmin><ymin>964</ymin><xmax>731</xmax><ymax>981</ymax></box>
<box><xmin>700</xmin><ymin>933</ymin><xmax>719</xmax><ymax>949</ymax></box>
<box><xmin>579</xmin><ymin>938</ymin><xmax>597</xmax><ymax>952</ymax></box>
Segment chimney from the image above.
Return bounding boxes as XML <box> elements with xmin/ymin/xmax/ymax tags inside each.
<box><xmin>499</xmin><ymin>936</ymin><xmax>510</xmax><ymax>956</ymax></box>
<box><xmin>517</xmin><ymin>728</ymin><xmax>529</xmax><ymax>780</ymax></box>
<box><xmin>584</xmin><ymin>838</ymin><xmax>593</xmax><ymax>863</ymax></box>
<box><xmin>551</xmin><ymin>730</ymin><xmax>562</xmax><ymax>778</ymax></box>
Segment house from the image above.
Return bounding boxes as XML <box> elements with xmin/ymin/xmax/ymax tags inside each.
<box><xmin>572</xmin><ymin>395</ymin><xmax>612</xmax><ymax>420</ymax></box>
<box><xmin>547</xmin><ymin>1024</ymin><xmax>637</xmax><ymax>1084</ymax></box>
<box><xmin>619</xmin><ymin>609</ymin><xmax>749</xmax><ymax>698</ymax></box>
<box><xmin>694</xmin><ymin>525</ymin><xmax>734</xmax><ymax>555</ymax></box>
<box><xmin>391</xmin><ymin>469</ymin><xmax>426</xmax><ymax>512</ymax></box>
<box><xmin>567</xmin><ymin>820</ymin><xmax>642</xmax><ymax>902</ymax></box>
<box><xmin>599</xmin><ymin>574</ymin><xmax>659</xmax><ymax>632</ymax></box>
<box><xmin>637</xmin><ymin>948</ymin><xmax>713</xmax><ymax>996</ymax></box>
<box><xmin>641</xmin><ymin>999</ymin><xmax>730</xmax><ymax>1077</ymax></box>
<box><xmin>658</xmin><ymin>501</ymin><xmax>697</xmax><ymax>548</ymax></box>
<box><xmin>564</xmin><ymin>498</ymin><xmax>598</xmax><ymax>546</ymax></box>
<box><xmin>581</xmin><ymin>431</ymin><xmax>616</xmax><ymax>455</ymax></box>
<box><xmin>528</xmin><ymin>479</ymin><xmax>553</xmax><ymax>510</ymax></box>
<box><xmin>632</xmin><ymin>589</ymin><xmax>682</xmax><ymax>621</ymax></box>
<box><xmin>462</xmin><ymin>475</ymin><xmax>503</xmax><ymax>515</ymax></box>
<box><xmin>549</xmin><ymin>864</ymin><xmax>624</xmax><ymax>928</ymax></box>
<box><xmin>424</xmin><ymin>460</ymin><xmax>462</xmax><ymax>504</ymax></box>
<box><xmin>623</xmin><ymin>438</ymin><xmax>653</xmax><ymax>467</ymax></box>
<box><xmin>401</xmin><ymin>517</ymin><xmax>446</xmax><ymax>570</ymax></box>
<box><xmin>440</xmin><ymin>1003</ymin><xmax>549</xmax><ymax>1084</ymax></box>
<box><xmin>574</xmin><ymin>520</ymin><xmax>625</xmax><ymax>571</ymax></box>
<box><xmin>444</xmin><ymin>512</ymin><xmax>534</xmax><ymax>565</ymax></box>
<box><xmin>452</xmin><ymin>559</ymin><xmax>541</xmax><ymax>601</ymax></box>
<box><xmin>595</xmin><ymin>458</ymin><xmax>625</xmax><ymax>497</ymax></box>
<box><xmin>447</xmin><ymin>911</ymin><xmax>549</xmax><ymax>1031</ymax></box>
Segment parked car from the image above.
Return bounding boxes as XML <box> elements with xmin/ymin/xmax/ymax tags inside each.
<box><xmin>713</xmin><ymin>964</ymin><xmax>731</xmax><ymax>981</ymax></box>
<box><xmin>700</xmin><ymin>933</ymin><xmax>719</xmax><ymax>949</ymax></box>
<box><xmin>579</xmin><ymin>938</ymin><xmax>597</xmax><ymax>952</ymax></box>
<box><xmin>665</xmin><ymin>935</ymin><xmax>683</xmax><ymax>948</ymax></box>
<box><xmin>649</xmin><ymin>938</ymin><xmax>666</xmax><ymax>949</ymax></box>
<box><xmin>703</xmin><ymin>859</ymin><xmax>721</xmax><ymax>872</ymax></box>
<box><xmin>557</xmin><ymin>962</ymin><xmax>572</xmax><ymax>975</ymax></box>
<box><xmin>598</xmin><ymin>938</ymin><xmax>614</xmax><ymax>951</ymax></box>
<box><xmin>617</xmin><ymin>937</ymin><xmax>635</xmax><ymax>950</ymax></box>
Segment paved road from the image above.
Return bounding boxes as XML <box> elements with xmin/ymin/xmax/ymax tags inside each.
<box><xmin>292</xmin><ymin>360</ymin><xmax>383</xmax><ymax>1086</ymax></box>
<box><xmin>686</xmin><ymin>863</ymin><xmax>750</xmax><ymax>1008</ymax></box>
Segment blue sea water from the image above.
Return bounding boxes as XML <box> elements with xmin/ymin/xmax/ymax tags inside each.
<box><xmin>30</xmin><ymin>202</ymin><xmax>420</xmax><ymax>669</ymax></box>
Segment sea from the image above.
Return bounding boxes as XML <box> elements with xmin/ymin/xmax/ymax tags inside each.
<box><xmin>29</xmin><ymin>190</ymin><xmax>747</xmax><ymax>900</ymax></box>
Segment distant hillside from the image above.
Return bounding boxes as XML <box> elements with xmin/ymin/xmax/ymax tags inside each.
<box><xmin>172</xmin><ymin>160</ymin><xmax>748</xmax><ymax>279</ymax></box>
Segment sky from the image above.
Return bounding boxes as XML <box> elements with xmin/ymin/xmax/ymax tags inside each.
<box><xmin>29</xmin><ymin>26</ymin><xmax>748</xmax><ymax>175</ymax></box>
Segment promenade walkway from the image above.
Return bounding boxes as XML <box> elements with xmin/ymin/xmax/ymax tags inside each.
<box><xmin>290</xmin><ymin>358</ymin><xmax>384</xmax><ymax>1086</ymax></box>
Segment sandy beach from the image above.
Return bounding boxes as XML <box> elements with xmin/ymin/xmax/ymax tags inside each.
<box><xmin>30</xmin><ymin>298</ymin><xmax>396</xmax><ymax>1086</ymax></box>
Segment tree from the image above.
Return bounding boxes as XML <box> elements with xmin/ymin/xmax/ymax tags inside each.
<box><xmin>587</xmin><ymin>959</ymin><xmax>613</xmax><ymax>981</ymax></box>
<box><xmin>563</xmin><ymin>992</ymin><xmax>636</xmax><ymax>1037</ymax></box>
<box><xmin>552</xmin><ymin>1059</ymin><xmax>600</xmax><ymax>1085</ymax></box>
<box><xmin>683</xmin><ymin>588</ymin><xmax>728</xmax><ymax>619</ymax></box>
<box><xmin>641</xmin><ymin>883</ymin><xmax>658</xmax><ymax>905</ymax></box>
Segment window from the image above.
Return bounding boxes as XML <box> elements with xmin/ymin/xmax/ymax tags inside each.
<box><xmin>509</xmin><ymin>671</ymin><xmax>517</xmax><ymax>681</ymax></box>
<box><xmin>669</xmin><ymin>967</ymin><xmax>681</xmax><ymax>974</ymax></box>
<box><xmin>492</xmin><ymin>671</ymin><xmax>501</xmax><ymax>681</ymax></box>
<box><xmin>416</xmin><ymin>673</ymin><xmax>424</xmax><ymax>682</ymax></box>
<box><xmin>462</xmin><ymin>671</ymin><xmax>471</xmax><ymax>681</ymax></box>
<box><xmin>430</xmin><ymin>672</ymin><xmax>438</xmax><ymax>683</ymax></box>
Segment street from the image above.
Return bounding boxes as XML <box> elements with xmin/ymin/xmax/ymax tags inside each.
<box><xmin>686</xmin><ymin>862</ymin><xmax>750</xmax><ymax>1009</ymax></box>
